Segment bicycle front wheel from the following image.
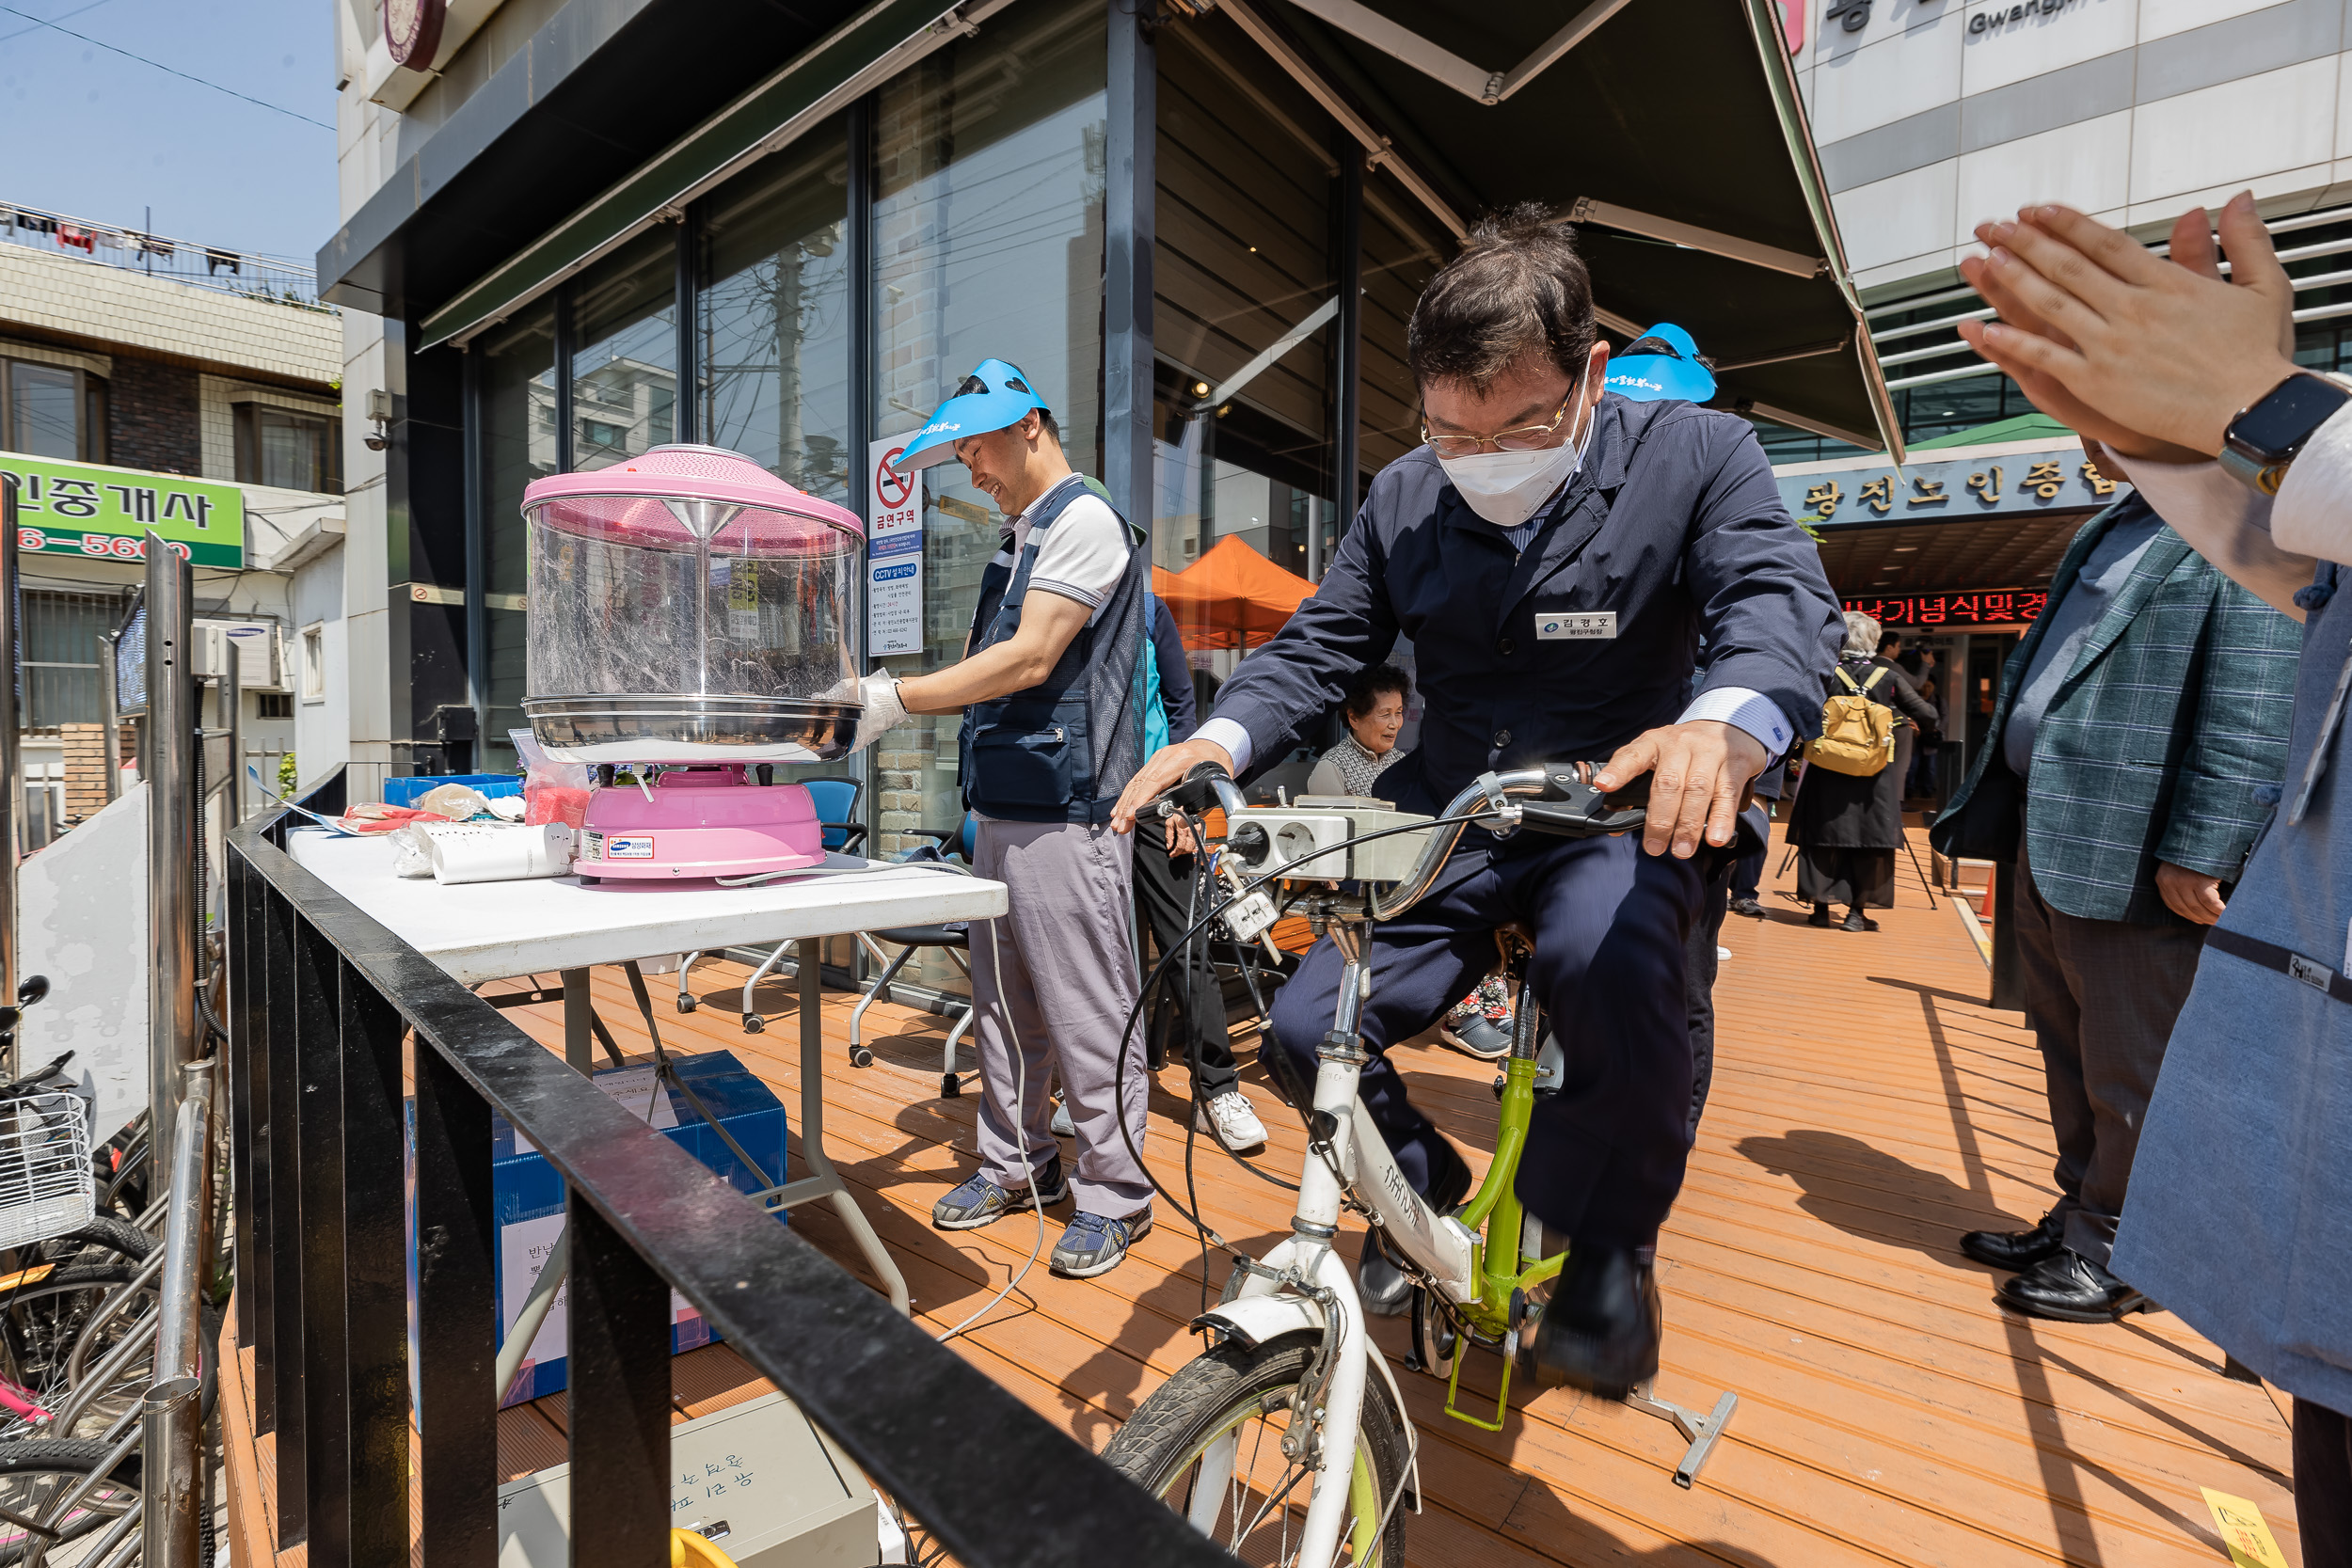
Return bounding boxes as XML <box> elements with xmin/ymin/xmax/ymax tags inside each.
<box><xmin>1102</xmin><ymin>1332</ymin><xmax>1409</xmax><ymax>1567</ymax></box>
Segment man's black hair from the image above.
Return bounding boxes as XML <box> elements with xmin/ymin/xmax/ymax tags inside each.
<box><xmin>1343</xmin><ymin>663</ymin><xmax>1413</xmax><ymax>720</ymax></box>
<box><xmin>1036</xmin><ymin>407</ymin><xmax>1061</xmax><ymax>446</ymax></box>
<box><xmin>1408</xmin><ymin>203</ymin><xmax>1595</xmax><ymax>392</ymax></box>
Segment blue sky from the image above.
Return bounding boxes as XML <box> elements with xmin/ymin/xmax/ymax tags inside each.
<box><xmin>0</xmin><ymin>0</ymin><xmax>337</xmax><ymax>265</ymax></box>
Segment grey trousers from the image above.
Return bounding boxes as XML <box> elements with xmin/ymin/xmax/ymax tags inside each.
<box><xmin>2010</xmin><ymin>843</ymin><xmax>2205</xmax><ymax>1266</ymax></box>
<box><xmin>970</xmin><ymin>818</ymin><xmax>1151</xmax><ymax>1218</ymax></box>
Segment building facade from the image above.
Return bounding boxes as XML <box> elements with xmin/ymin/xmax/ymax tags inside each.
<box><xmin>0</xmin><ymin>208</ymin><xmax>347</xmax><ymax>843</ymax></box>
<box><xmin>1752</xmin><ymin>0</ymin><xmax>2352</xmax><ymax>783</ymax></box>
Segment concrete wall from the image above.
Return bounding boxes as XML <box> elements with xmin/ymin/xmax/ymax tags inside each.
<box><xmin>1792</xmin><ymin>0</ymin><xmax>2352</xmax><ymax>293</ymax></box>
<box><xmin>0</xmin><ymin>244</ymin><xmax>342</xmax><ymax>384</ymax></box>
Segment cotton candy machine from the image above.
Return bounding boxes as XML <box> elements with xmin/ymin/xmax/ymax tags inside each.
<box><xmin>522</xmin><ymin>445</ymin><xmax>865</xmax><ymax>880</ymax></box>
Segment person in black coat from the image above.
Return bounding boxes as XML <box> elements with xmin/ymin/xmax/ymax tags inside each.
<box><xmin>1789</xmin><ymin>610</ymin><xmax>1937</xmax><ymax>931</ymax></box>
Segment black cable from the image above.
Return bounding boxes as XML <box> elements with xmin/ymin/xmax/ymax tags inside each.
<box><xmin>1105</xmin><ymin>802</ymin><xmax>1509</xmax><ymax>1259</ymax></box>
<box><xmin>1179</xmin><ymin>806</ymin><xmax>1211</xmax><ymax>1321</ymax></box>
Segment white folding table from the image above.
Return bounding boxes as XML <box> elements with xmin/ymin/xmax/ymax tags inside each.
<box><xmin>285</xmin><ymin>828</ymin><xmax>1006</xmax><ymax>1314</ymax></box>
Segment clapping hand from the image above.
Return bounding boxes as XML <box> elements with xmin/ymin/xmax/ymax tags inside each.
<box><xmin>1954</xmin><ymin>193</ymin><xmax>2298</xmax><ymax>458</ymax></box>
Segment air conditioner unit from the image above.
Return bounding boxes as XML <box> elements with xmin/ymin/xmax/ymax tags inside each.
<box><xmin>190</xmin><ymin>621</ymin><xmax>282</xmax><ymax>689</ymax></box>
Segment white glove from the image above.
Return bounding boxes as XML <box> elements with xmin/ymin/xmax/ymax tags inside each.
<box><xmin>849</xmin><ymin>672</ymin><xmax>909</xmax><ymax>752</ymax></box>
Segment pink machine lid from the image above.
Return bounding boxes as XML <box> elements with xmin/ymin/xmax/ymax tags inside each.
<box><xmin>522</xmin><ymin>444</ymin><xmax>865</xmax><ymax>550</ymax></box>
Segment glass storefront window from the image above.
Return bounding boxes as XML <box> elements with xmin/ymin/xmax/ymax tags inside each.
<box><xmin>701</xmin><ymin>120</ymin><xmax>852</xmax><ymax>505</ymax></box>
<box><xmin>870</xmin><ymin>0</ymin><xmax>1107</xmax><ymax>873</ymax></box>
<box><xmin>1359</xmin><ymin>180</ymin><xmax>1449</xmax><ymax>477</ymax></box>
<box><xmin>570</xmin><ymin>229</ymin><xmax>679</xmax><ymax>471</ymax></box>
<box><xmin>1152</xmin><ymin>11</ymin><xmax>1338</xmax><ymax>709</ymax></box>
<box><xmin>479</xmin><ymin>302</ymin><xmax>557</xmax><ymax>769</ymax></box>
<box><xmin>6</xmin><ymin>361</ymin><xmax>79</xmax><ymax>459</ymax></box>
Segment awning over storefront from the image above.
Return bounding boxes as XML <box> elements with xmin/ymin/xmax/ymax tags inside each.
<box><xmin>334</xmin><ymin>0</ymin><xmax>1899</xmax><ymax>453</ymax></box>
<box><xmin>1197</xmin><ymin>0</ymin><xmax>1899</xmax><ymax>454</ymax></box>
<box><xmin>1157</xmin><ymin>534</ymin><xmax>1314</xmax><ymax>650</ymax></box>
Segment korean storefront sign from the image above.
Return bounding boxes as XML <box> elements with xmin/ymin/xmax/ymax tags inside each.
<box><xmin>2</xmin><ymin>452</ymin><xmax>246</xmax><ymax>567</ymax></box>
<box><xmin>866</xmin><ymin>436</ymin><xmax>923</xmax><ymax>657</ymax></box>
<box><xmin>1775</xmin><ymin>442</ymin><xmax>2125</xmax><ymax>527</ymax></box>
<box><xmin>1841</xmin><ymin>587</ymin><xmax>2046</xmax><ymax>627</ymax></box>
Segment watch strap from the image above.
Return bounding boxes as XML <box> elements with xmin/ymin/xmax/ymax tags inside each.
<box><xmin>2217</xmin><ymin>442</ymin><xmax>2292</xmax><ymax>497</ymax></box>
<box><xmin>2221</xmin><ymin>372</ymin><xmax>2352</xmax><ymax>497</ymax></box>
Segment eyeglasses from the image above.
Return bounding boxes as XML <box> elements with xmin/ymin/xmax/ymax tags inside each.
<box><xmin>1421</xmin><ymin>391</ymin><xmax>1578</xmax><ymax>459</ymax></box>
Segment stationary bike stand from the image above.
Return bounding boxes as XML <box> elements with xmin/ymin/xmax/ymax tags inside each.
<box><xmin>1624</xmin><ymin>1379</ymin><xmax>1739</xmax><ymax>1488</ymax></box>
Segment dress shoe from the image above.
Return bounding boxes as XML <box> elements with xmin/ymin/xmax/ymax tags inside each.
<box><xmin>1808</xmin><ymin>904</ymin><xmax>1833</xmax><ymax>927</ymax></box>
<box><xmin>1840</xmin><ymin>909</ymin><xmax>1879</xmax><ymax>932</ymax></box>
<box><xmin>1729</xmin><ymin>895</ymin><xmax>1767</xmax><ymax>919</ymax></box>
<box><xmin>1357</xmin><ymin>1136</ymin><xmax>1474</xmax><ymax>1316</ymax></box>
<box><xmin>1518</xmin><ymin>1244</ymin><xmax>1661</xmax><ymax>1400</ymax></box>
<box><xmin>1961</xmin><ymin>1211</ymin><xmax>2062</xmax><ymax>1272</ymax></box>
<box><xmin>1996</xmin><ymin>1249</ymin><xmax>2153</xmax><ymax>1323</ymax></box>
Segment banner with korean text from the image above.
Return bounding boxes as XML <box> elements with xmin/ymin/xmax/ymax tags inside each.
<box><xmin>1</xmin><ymin>452</ymin><xmax>246</xmax><ymax>567</ymax></box>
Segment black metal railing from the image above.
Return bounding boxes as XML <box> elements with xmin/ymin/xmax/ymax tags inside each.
<box><xmin>225</xmin><ymin>772</ymin><xmax>1224</xmax><ymax>1567</ymax></box>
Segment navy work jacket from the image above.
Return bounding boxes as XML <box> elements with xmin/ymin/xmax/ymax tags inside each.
<box><xmin>1208</xmin><ymin>394</ymin><xmax>1843</xmax><ymax>821</ymax></box>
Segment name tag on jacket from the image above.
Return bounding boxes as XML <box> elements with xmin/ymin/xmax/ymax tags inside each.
<box><xmin>1536</xmin><ymin>610</ymin><xmax>1617</xmax><ymax>640</ymax></box>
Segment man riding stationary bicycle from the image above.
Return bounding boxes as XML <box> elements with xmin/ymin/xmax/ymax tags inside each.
<box><xmin>1113</xmin><ymin>205</ymin><xmax>1842</xmax><ymax>1398</ymax></box>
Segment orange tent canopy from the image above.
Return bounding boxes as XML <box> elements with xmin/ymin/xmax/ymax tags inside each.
<box><xmin>1155</xmin><ymin>534</ymin><xmax>1314</xmax><ymax>651</ymax></box>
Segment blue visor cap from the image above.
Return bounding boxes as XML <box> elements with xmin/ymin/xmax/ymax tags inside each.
<box><xmin>891</xmin><ymin>358</ymin><xmax>1051</xmax><ymax>473</ymax></box>
<box><xmin>1604</xmin><ymin>323</ymin><xmax>1716</xmax><ymax>404</ymax></box>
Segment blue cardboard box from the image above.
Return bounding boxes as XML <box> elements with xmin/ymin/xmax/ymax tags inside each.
<box><xmin>383</xmin><ymin>772</ymin><xmax>524</xmax><ymax>807</ymax></box>
<box><xmin>405</xmin><ymin>1051</ymin><xmax>788</xmax><ymax>1412</ymax></box>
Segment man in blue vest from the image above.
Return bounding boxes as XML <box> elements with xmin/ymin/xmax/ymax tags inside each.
<box><xmin>1112</xmin><ymin>208</ymin><xmax>1844</xmax><ymax>1396</ymax></box>
<box><xmin>850</xmin><ymin>359</ymin><xmax>1156</xmax><ymax>1279</ymax></box>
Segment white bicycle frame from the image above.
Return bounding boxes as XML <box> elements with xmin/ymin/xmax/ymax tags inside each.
<box><xmin>1178</xmin><ymin>771</ymin><xmax>1555</xmax><ymax>1566</ymax></box>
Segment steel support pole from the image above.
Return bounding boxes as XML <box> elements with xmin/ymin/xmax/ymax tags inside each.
<box><xmin>0</xmin><ymin>479</ymin><xmax>20</xmax><ymax>1075</ymax></box>
<box><xmin>143</xmin><ymin>1057</ymin><xmax>215</xmax><ymax>1568</ymax></box>
<box><xmin>146</xmin><ymin>533</ymin><xmax>199</xmax><ymax>1184</ymax></box>
<box><xmin>101</xmin><ymin>631</ymin><xmax>122</xmax><ymax>804</ymax></box>
<box><xmin>1334</xmin><ymin>153</ymin><xmax>1364</xmax><ymax>529</ymax></box>
<box><xmin>1104</xmin><ymin>0</ymin><xmax>1156</xmax><ymax>546</ymax></box>
<box><xmin>224</xmin><ymin>641</ymin><xmax>243</xmax><ymax>835</ymax></box>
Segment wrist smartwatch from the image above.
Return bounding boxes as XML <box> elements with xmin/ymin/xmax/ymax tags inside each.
<box><xmin>2219</xmin><ymin>372</ymin><xmax>2352</xmax><ymax>496</ymax></box>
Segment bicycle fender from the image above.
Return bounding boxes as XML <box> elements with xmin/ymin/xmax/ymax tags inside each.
<box><xmin>1194</xmin><ymin>1290</ymin><xmax>1323</xmax><ymax>1350</ymax></box>
<box><xmin>1194</xmin><ymin>1268</ymin><xmax>1422</xmax><ymax>1515</ymax></box>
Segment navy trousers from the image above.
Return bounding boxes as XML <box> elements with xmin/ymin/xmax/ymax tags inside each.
<box><xmin>1267</xmin><ymin>832</ymin><xmax>1704</xmax><ymax>1250</ymax></box>
<box><xmin>1729</xmin><ymin>803</ymin><xmax>1771</xmax><ymax>901</ymax></box>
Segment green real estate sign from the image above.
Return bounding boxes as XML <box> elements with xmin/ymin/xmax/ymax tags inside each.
<box><xmin>1</xmin><ymin>452</ymin><xmax>246</xmax><ymax>567</ymax></box>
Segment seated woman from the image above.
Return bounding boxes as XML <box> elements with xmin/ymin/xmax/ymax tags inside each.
<box><xmin>1304</xmin><ymin>663</ymin><xmax>1411</xmax><ymax>798</ymax></box>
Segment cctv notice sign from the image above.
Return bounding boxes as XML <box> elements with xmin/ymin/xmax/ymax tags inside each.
<box><xmin>866</xmin><ymin>436</ymin><xmax>923</xmax><ymax>657</ymax></box>
<box><xmin>2</xmin><ymin>452</ymin><xmax>246</xmax><ymax>567</ymax></box>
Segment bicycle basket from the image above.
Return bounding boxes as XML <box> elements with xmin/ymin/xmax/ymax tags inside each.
<box><xmin>0</xmin><ymin>1093</ymin><xmax>94</xmax><ymax>1249</ymax></box>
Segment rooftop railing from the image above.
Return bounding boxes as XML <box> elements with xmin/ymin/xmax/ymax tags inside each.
<box><xmin>0</xmin><ymin>201</ymin><xmax>329</xmax><ymax>313</ymax></box>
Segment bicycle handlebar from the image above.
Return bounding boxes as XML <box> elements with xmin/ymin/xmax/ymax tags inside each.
<box><xmin>1147</xmin><ymin>758</ymin><xmax>1651</xmax><ymax>924</ymax></box>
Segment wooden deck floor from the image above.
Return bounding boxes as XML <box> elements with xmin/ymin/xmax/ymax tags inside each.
<box><xmin>225</xmin><ymin>824</ymin><xmax>2304</xmax><ymax>1566</ymax></box>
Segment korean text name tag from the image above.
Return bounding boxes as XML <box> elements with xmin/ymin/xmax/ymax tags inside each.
<box><xmin>1536</xmin><ymin>610</ymin><xmax>1616</xmax><ymax>641</ymax></box>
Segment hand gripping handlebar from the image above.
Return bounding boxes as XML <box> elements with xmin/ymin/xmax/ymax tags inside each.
<box><xmin>1152</xmin><ymin>759</ymin><xmax>1650</xmax><ymax>922</ymax></box>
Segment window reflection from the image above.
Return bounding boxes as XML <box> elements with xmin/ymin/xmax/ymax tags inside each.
<box><xmin>700</xmin><ymin>119</ymin><xmax>851</xmax><ymax>504</ymax></box>
<box><xmin>570</xmin><ymin>229</ymin><xmax>678</xmax><ymax>472</ymax></box>
<box><xmin>479</xmin><ymin>303</ymin><xmax>557</xmax><ymax>771</ymax></box>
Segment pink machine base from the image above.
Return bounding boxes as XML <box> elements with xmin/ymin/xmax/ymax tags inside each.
<box><xmin>573</xmin><ymin>768</ymin><xmax>824</xmax><ymax>881</ymax></box>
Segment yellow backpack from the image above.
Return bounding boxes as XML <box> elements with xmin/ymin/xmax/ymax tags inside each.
<box><xmin>1805</xmin><ymin>666</ymin><xmax>1897</xmax><ymax>777</ymax></box>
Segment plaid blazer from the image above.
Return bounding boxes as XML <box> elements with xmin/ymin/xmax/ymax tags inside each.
<box><xmin>1933</xmin><ymin>497</ymin><xmax>2301</xmax><ymax>925</ymax></box>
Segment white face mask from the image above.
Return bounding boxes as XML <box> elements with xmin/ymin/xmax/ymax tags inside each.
<box><xmin>1437</xmin><ymin>380</ymin><xmax>1598</xmax><ymax>529</ymax></box>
